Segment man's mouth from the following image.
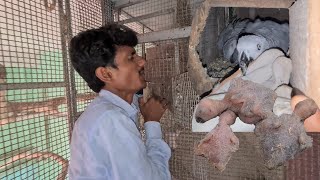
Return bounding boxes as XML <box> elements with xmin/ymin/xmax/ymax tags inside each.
<box><xmin>139</xmin><ymin>69</ymin><xmax>145</xmax><ymax>77</ymax></box>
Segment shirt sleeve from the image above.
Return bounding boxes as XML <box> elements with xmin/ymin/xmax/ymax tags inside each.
<box><xmin>144</xmin><ymin>121</ymin><xmax>171</xmax><ymax>178</ymax></box>
<box><xmin>94</xmin><ymin>111</ymin><xmax>171</xmax><ymax>180</ymax></box>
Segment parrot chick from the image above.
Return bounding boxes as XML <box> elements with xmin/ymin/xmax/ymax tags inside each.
<box><xmin>254</xmin><ymin>98</ymin><xmax>317</xmax><ymax>169</ymax></box>
<box><xmin>195</xmin><ymin>110</ymin><xmax>239</xmax><ymax>172</ymax></box>
<box><xmin>195</xmin><ymin>78</ymin><xmax>276</xmax><ymax>124</ymax></box>
<box><xmin>194</xmin><ymin>79</ymin><xmax>318</xmax><ymax>170</ymax></box>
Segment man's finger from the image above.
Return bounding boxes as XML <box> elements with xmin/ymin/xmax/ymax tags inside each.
<box><xmin>138</xmin><ymin>97</ymin><xmax>145</xmax><ymax>107</ymax></box>
<box><xmin>160</xmin><ymin>98</ymin><xmax>167</xmax><ymax>105</ymax></box>
<box><xmin>151</xmin><ymin>92</ymin><xmax>161</xmax><ymax>101</ymax></box>
<box><xmin>161</xmin><ymin>99</ymin><xmax>169</xmax><ymax>110</ymax></box>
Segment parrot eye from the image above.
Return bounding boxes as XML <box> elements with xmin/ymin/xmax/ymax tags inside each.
<box><xmin>257</xmin><ymin>44</ymin><xmax>261</xmax><ymax>50</ymax></box>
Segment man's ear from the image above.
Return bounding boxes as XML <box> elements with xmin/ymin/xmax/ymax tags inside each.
<box><xmin>95</xmin><ymin>67</ymin><xmax>113</xmax><ymax>83</ymax></box>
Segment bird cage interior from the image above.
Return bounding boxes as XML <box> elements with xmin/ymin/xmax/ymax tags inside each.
<box><xmin>0</xmin><ymin>0</ymin><xmax>319</xmax><ymax>179</ymax></box>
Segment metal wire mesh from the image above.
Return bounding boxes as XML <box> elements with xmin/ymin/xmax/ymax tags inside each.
<box><xmin>285</xmin><ymin>133</ymin><xmax>320</xmax><ymax>180</ymax></box>
<box><xmin>116</xmin><ymin>1</ymin><xmax>316</xmax><ymax>180</ymax></box>
<box><xmin>167</xmin><ymin>72</ymin><xmax>285</xmax><ymax>180</ymax></box>
<box><xmin>0</xmin><ymin>0</ymin><xmax>68</xmax><ymax>179</ymax></box>
<box><xmin>121</xmin><ymin>0</ymin><xmax>175</xmax><ymax>32</ymax></box>
<box><xmin>1</xmin><ymin>0</ymin><xmax>318</xmax><ymax>179</ymax></box>
<box><xmin>171</xmin><ymin>72</ymin><xmax>199</xmax><ymax>131</ymax></box>
<box><xmin>69</xmin><ymin>0</ymin><xmax>105</xmax><ymax>114</ymax></box>
<box><xmin>145</xmin><ymin>41</ymin><xmax>176</xmax><ymax>81</ymax></box>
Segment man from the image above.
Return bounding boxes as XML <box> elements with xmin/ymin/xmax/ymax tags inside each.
<box><xmin>68</xmin><ymin>24</ymin><xmax>171</xmax><ymax>180</ymax></box>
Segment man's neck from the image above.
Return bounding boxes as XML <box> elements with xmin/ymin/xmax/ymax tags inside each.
<box><xmin>103</xmin><ymin>87</ymin><xmax>134</xmax><ymax>104</ymax></box>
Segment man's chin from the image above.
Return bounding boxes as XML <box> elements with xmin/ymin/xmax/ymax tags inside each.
<box><xmin>141</xmin><ymin>82</ymin><xmax>147</xmax><ymax>89</ymax></box>
<box><xmin>136</xmin><ymin>80</ymin><xmax>147</xmax><ymax>92</ymax></box>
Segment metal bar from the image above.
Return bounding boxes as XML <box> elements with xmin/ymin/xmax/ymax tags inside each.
<box><xmin>101</xmin><ymin>0</ymin><xmax>114</xmax><ymax>25</ymax></box>
<box><xmin>0</xmin><ymin>113</ymin><xmax>67</xmax><ymax>127</ymax></box>
<box><xmin>138</xmin><ymin>26</ymin><xmax>191</xmax><ymax>43</ymax></box>
<box><xmin>121</xmin><ymin>9</ymin><xmax>154</xmax><ymax>32</ymax></box>
<box><xmin>75</xmin><ymin>112</ymin><xmax>83</xmax><ymax>119</ymax></box>
<box><xmin>0</xmin><ymin>147</ymin><xmax>34</xmax><ymax>160</ymax></box>
<box><xmin>0</xmin><ymin>82</ymin><xmax>65</xmax><ymax>90</ymax></box>
<box><xmin>118</xmin><ymin>8</ymin><xmax>175</xmax><ymax>24</ymax></box>
<box><xmin>116</xmin><ymin>0</ymin><xmax>202</xmax><ymax>11</ymax></box>
<box><xmin>44</xmin><ymin>115</ymin><xmax>51</xmax><ymax>151</ymax></box>
<box><xmin>205</xmin><ymin>0</ymin><xmax>294</xmax><ymax>8</ymax></box>
<box><xmin>141</xmin><ymin>26</ymin><xmax>146</xmax><ymax>59</ymax></box>
<box><xmin>116</xmin><ymin>9</ymin><xmax>120</xmax><ymax>22</ymax></box>
<box><xmin>58</xmin><ymin>0</ymin><xmax>78</xmax><ymax>141</ymax></box>
<box><xmin>101</xmin><ymin>0</ymin><xmax>107</xmax><ymax>25</ymax></box>
<box><xmin>114</xmin><ymin>0</ymin><xmax>149</xmax><ymax>9</ymax></box>
<box><xmin>174</xmin><ymin>41</ymin><xmax>180</xmax><ymax>75</ymax></box>
<box><xmin>193</xmin><ymin>0</ymin><xmax>205</xmax><ymax>6</ymax></box>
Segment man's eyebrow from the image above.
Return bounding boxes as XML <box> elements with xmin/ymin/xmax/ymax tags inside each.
<box><xmin>131</xmin><ymin>49</ymin><xmax>136</xmax><ymax>55</ymax></box>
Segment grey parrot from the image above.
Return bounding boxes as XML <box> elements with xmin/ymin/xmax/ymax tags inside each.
<box><xmin>217</xmin><ymin>18</ymin><xmax>250</xmax><ymax>61</ymax></box>
<box><xmin>218</xmin><ymin>18</ymin><xmax>289</xmax><ymax>75</ymax></box>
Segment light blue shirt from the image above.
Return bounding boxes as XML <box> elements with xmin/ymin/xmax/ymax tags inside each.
<box><xmin>68</xmin><ymin>90</ymin><xmax>171</xmax><ymax>180</ymax></box>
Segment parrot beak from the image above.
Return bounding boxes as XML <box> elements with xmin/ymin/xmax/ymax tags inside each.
<box><xmin>230</xmin><ymin>49</ymin><xmax>239</xmax><ymax>64</ymax></box>
<box><xmin>239</xmin><ymin>52</ymin><xmax>249</xmax><ymax>75</ymax></box>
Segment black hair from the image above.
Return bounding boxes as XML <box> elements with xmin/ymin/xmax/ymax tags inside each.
<box><xmin>69</xmin><ymin>23</ymin><xmax>138</xmax><ymax>93</ymax></box>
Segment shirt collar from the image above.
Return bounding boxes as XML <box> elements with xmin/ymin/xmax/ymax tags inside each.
<box><xmin>99</xmin><ymin>89</ymin><xmax>139</xmax><ymax>122</ymax></box>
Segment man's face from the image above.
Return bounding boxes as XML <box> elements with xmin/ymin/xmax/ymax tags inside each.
<box><xmin>111</xmin><ymin>46</ymin><xmax>146</xmax><ymax>93</ymax></box>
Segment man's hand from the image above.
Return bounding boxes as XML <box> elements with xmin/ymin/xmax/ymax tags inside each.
<box><xmin>139</xmin><ymin>95</ymin><xmax>168</xmax><ymax>122</ymax></box>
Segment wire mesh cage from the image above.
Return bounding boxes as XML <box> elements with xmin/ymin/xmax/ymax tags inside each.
<box><xmin>0</xmin><ymin>0</ymin><xmax>112</xmax><ymax>179</ymax></box>
<box><xmin>0</xmin><ymin>0</ymin><xmax>319</xmax><ymax>179</ymax></box>
<box><xmin>115</xmin><ymin>1</ymin><xmax>319</xmax><ymax>180</ymax></box>
<box><xmin>69</xmin><ymin>0</ymin><xmax>105</xmax><ymax>116</ymax></box>
<box><xmin>0</xmin><ymin>0</ymin><xmax>69</xmax><ymax>179</ymax></box>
